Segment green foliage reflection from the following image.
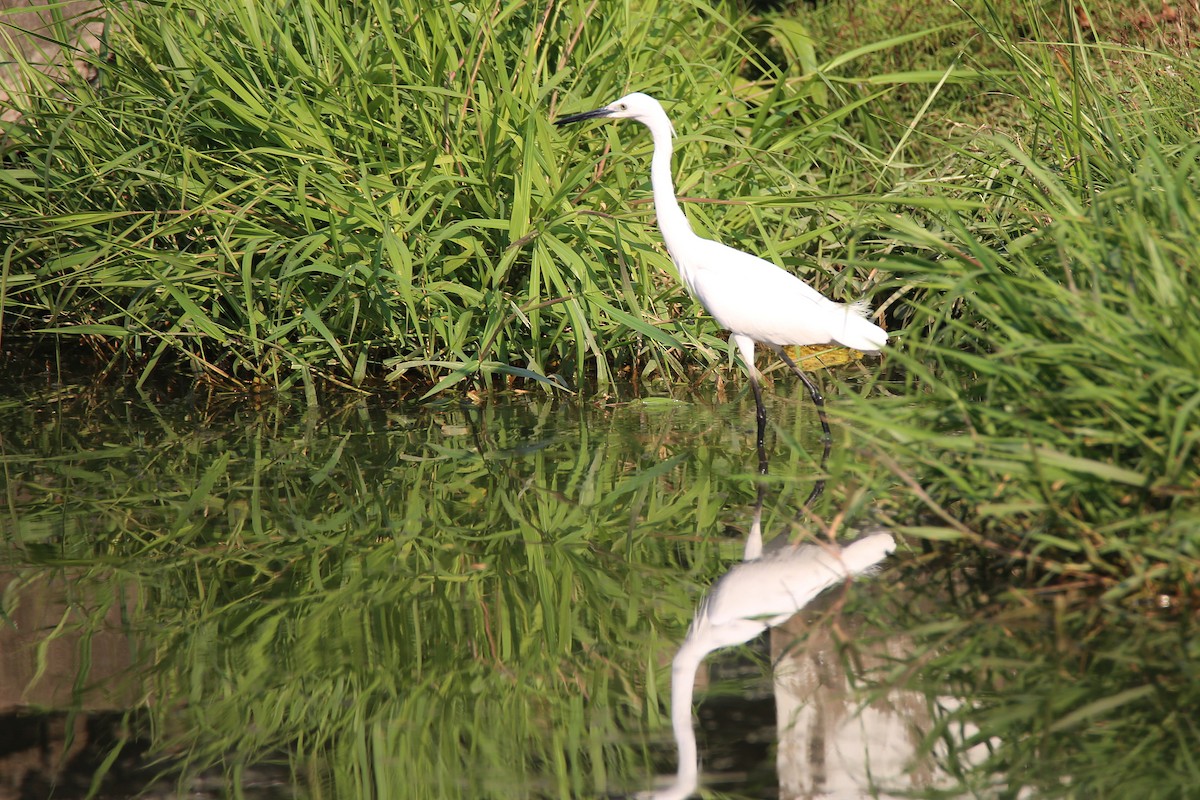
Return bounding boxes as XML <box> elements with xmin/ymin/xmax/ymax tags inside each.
<box><xmin>2</xmin><ymin>390</ymin><xmax>818</xmax><ymax>798</ymax></box>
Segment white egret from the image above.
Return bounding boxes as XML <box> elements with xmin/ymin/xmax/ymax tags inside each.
<box><xmin>555</xmin><ymin>93</ymin><xmax>888</xmax><ymax>453</ymax></box>
<box><xmin>639</xmin><ymin>524</ymin><xmax>896</xmax><ymax>800</ymax></box>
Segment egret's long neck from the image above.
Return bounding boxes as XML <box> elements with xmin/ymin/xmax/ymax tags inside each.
<box><xmin>647</xmin><ymin>119</ymin><xmax>695</xmax><ymax>260</ymax></box>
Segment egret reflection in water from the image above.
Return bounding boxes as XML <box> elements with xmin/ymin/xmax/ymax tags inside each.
<box><xmin>638</xmin><ymin>506</ymin><xmax>896</xmax><ymax>800</ymax></box>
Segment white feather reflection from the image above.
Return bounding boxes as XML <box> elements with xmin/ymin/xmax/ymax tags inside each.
<box><xmin>638</xmin><ymin>509</ymin><xmax>895</xmax><ymax>800</ymax></box>
<box><xmin>772</xmin><ymin>614</ymin><xmax>998</xmax><ymax>798</ymax></box>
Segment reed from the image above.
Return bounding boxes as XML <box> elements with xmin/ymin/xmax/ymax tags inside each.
<box><xmin>821</xmin><ymin>7</ymin><xmax>1200</xmax><ymax>793</ymax></box>
<box><xmin>2</xmin><ymin>0</ymin><xmax>954</xmax><ymax>394</ymax></box>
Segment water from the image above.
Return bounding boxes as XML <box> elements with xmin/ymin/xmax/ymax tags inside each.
<box><xmin>0</xmin><ymin>380</ymin><xmax>1193</xmax><ymax>798</ymax></box>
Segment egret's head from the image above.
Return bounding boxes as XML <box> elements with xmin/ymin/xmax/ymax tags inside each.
<box><xmin>555</xmin><ymin>92</ymin><xmax>675</xmax><ymax>136</ymax></box>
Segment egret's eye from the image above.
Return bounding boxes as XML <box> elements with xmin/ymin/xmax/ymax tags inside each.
<box><xmin>617</xmin><ymin>103</ymin><xmax>627</xmax><ymax>111</ymax></box>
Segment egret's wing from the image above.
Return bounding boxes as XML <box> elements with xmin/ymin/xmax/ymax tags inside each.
<box><xmin>676</xmin><ymin>238</ymin><xmax>887</xmax><ymax>351</ymax></box>
<box><xmin>680</xmin><ymin>243</ymin><xmax>843</xmax><ymax>344</ymax></box>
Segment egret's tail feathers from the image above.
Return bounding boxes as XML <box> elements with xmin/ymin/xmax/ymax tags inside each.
<box><xmin>848</xmin><ymin>298</ymin><xmax>871</xmax><ymax>316</ymax></box>
<box><xmin>836</xmin><ymin>300</ymin><xmax>888</xmax><ymax>351</ymax></box>
<box><xmin>839</xmin><ymin>532</ymin><xmax>896</xmax><ymax>576</ymax></box>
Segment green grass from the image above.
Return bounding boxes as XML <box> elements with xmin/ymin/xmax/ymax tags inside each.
<box><xmin>0</xmin><ymin>0</ymin><xmax>959</xmax><ymax>393</ymax></box>
<box><xmin>4</xmin><ymin>0</ymin><xmax>1197</xmax><ymax>414</ymax></box>
<box><xmin>833</xmin><ymin>3</ymin><xmax>1200</xmax><ymax>584</ymax></box>
<box><xmin>810</xmin><ymin>7</ymin><xmax>1200</xmax><ymax>794</ymax></box>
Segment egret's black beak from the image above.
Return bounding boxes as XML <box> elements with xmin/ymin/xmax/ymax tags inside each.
<box><xmin>554</xmin><ymin>107</ymin><xmax>613</xmax><ymax>126</ymax></box>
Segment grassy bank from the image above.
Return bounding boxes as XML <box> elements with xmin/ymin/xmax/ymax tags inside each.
<box><xmin>835</xmin><ymin>5</ymin><xmax>1200</xmax><ymax>585</ymax></box>
<box><xmin>2</xmin><ymin>0</ymin><xmax>916</xmax><ymax>394</ymax></box>
<box><xmin>3</xmin><ymin>1</ymin><xmax>1197</xmax><ymax>405</ymax></box>
<box><xmin>806</xmin><ymin>9</ymin><xmax>1200</xmax><ymax>793</ymax></box>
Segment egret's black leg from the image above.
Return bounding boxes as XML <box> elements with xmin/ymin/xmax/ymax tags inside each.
<box><xmin>767</xmin><ymin>346</ymin><xmax>830</xmax><ymax>510</ymax></box>
<box><xmin>749</xmin><ymin>372</ymin><xmax>769</xmax><ymax>476</ymax></box>
<box><xmin>770</xmin><ymin>346</ymin><xmax>832</xmax><ymax>463</ymax></box>
<box><xmin>801</xmin><ymin>476</ymin><xmax>826</xmax><ymax>510</ymax></box>
<box><xmin>748</xmin><ymin>374</ymin><xmax>773</xmax><ymax>559</ymax></box>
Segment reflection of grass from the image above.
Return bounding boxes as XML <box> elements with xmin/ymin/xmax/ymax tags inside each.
<box><xmin>1</xmin><ymin>392</ymin><xmax>813</xmax><ymax>797</ymax></box>
<box><xmin>854</xmin><ymin>554</ymin><xmax>1200</xmax><ymax>798</ymax></box>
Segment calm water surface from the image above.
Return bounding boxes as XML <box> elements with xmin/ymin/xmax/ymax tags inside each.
<box><xmin>0</xmin><ymin>380</ymin><xmax>1191</xmax><ymax>798</ymax></box>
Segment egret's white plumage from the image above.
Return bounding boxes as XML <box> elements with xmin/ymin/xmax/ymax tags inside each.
<box><xmin>639</xmin><ymin>526</ymin><xmax>897</xmax><ymax>800</ymax></box>
<box><xmin>669</xmin><ymin>233</ymin><xmax>888</xmax><ymax>362</ymax></box>
<box><xmin>556</xmin><ymin>92</ymin><xmax>887</xmax><ymax>453</ymax></box>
